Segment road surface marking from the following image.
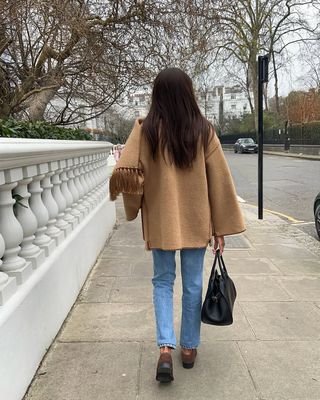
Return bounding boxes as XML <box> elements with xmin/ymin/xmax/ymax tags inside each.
<box><xmin>292</xmin><ymin>221</ymin><xmax>314</xmax><ymax>226</ymax></box>
<box><xmin>244</xmin><ymin>203</ymin><xmax>304</xmax><ymax>223</ymax></box>
<box><xmin>262</xmin><ymin>208</ymin><xmax>304</xmax><ymax>223</ymax></box>
<box><xmin>237</xmin><ymin>195</ymin><xmax>246</xmax><ymax>203</ymax></box>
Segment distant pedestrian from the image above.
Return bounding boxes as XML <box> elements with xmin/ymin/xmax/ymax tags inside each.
<box><xmin>113</xmin><ymin>144</ymin><xmax>121</xmax><ymax>162</ymax></box>
<box><xmin>109</xmin><ymin>67</ymin><xmax>245</xmax><ymax>383</ymax></box>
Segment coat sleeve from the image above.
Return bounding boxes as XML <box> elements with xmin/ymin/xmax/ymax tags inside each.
<box><xmin>122</xmin><ymin>192</ymin><xmax>143</xmax><ymax>221</ymax></box>
<box><xmin>205</xmin><ymin>132</ymin><xmax>246</xmax><ymax>237</ymax></box>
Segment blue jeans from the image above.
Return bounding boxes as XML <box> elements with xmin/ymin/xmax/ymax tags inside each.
<box><xmin>151</xmin><ymin>247</ymin><xmax>206</xmax><ymax>350</ymax></box>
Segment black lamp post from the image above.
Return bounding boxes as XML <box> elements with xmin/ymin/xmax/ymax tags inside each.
<box><xmin>258</xmin><ymin>55</ymin><xmax>269</xmax><ymax>220</ymax></box>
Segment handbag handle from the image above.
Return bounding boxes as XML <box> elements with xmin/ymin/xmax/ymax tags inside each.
<box><xmin>209</xmin><ymin>249</ymin><xmax>228</xmax><ymax>280</ymax></box>
<box><xmin>217</xmin><ymin>250</ymin><xmax>229</xmax><ymax>277</ymax></box>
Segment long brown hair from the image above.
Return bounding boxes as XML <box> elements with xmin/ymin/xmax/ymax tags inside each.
<box><xmin>141</xmin><ymin>67</ymin><xmax>214</xmax><ymax>169</ymax></box>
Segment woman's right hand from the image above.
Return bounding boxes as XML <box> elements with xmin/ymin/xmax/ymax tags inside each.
<box><xmin>213</xmin><ymin>235</ymin><xmax>225</xmax><ymax>254</ymax></box>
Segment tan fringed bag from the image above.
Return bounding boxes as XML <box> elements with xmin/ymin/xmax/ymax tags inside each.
<box><xmin>109</xmin><ymin>118</ymin><xmax>144</xmax><ymax>201</ymax></box>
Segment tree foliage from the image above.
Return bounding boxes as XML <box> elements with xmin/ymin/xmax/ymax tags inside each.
<box><xmin>0</xmin><ymin>0</ymin><xmax>218</xmax><ymax>125</ymax></box>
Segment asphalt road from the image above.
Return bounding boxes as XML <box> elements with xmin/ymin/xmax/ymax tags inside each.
<box><xmin>225</xmin><ymin>151</ymin><xmax>320</xmax><ymax>240</ymax></box>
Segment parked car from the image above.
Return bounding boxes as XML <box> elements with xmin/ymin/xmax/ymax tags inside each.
<box><xmin>234</xmin><ymin>138</ymin><xmax>258</xmax><ymax>153</ymax></box>
<box><xmin>314</xmin><ymin>192</ymin><xmax>320</xmax><ymax>239</ymax></box>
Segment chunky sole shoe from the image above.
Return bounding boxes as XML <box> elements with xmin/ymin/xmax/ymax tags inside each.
<box><xmin>156</xmin><ymin>364</ymin><xmax>174</xmax><ymax>382</ymax></box>
<box><xmin>156</xmin><ymin>352</ymin><xmax>174</xmax><ymax>382</ymax></box>
<box><xmin>181</xmin><ymin>348</ymin><xmax>197</xmax><ymax>369</ymax></box>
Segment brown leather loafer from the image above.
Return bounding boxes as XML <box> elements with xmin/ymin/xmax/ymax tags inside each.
<box><xmin>181</xmin><ymin>348</ymin><xmax>197</xmax><ymax>369</ymax></box>
<box><xmin>156</xmin><ymin>352</ymin><xmax>174</xmax><ymax>382</ymax></box>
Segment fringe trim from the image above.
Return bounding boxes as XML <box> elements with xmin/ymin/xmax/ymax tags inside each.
<box><xmin>109</xmin><ymin>167</ymin><xmax>144</xmax><ymax>201</ymax></box>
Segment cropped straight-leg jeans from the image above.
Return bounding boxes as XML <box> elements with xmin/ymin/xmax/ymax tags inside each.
<box><xmin>151</xmin><ymin>247</ymin><xmax>206</xmax><ymax>350</ymax></box>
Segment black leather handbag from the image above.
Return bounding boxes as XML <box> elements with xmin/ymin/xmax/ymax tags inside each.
<box><xmin>201</xmin><ymin>249</ymin><xmax>236</xmax><ymax>325</ymax></box>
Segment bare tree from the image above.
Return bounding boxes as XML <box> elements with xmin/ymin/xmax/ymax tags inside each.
<box><xmin>300</xmin><ymin>41</ymin><xmax>320</xmax><ymax>90</ymax></box>
<box><xmin>0</xmin><ymin>0</ymin><xmax>219</xmax><ymax>124</ymax></box>
<box><xmin>199</xmin><ymin>0</ymin><xmax>319</xmax><ymax>130</ymax></box>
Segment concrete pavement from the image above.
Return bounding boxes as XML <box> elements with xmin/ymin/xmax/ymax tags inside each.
<box><xmin>25</xmin><ymin>197</ymin><xmax>320</xmax><ymax>400</ymax></box>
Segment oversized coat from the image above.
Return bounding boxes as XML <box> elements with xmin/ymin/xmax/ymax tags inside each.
<box><xmin>109</xmin><ymin>118</ymin><xmax>246</xmax><ymax>251</ymax></box>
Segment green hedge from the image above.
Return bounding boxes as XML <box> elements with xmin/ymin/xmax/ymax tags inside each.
<box><xmin>219</xmin><ymin>132</ymin><xmax>257</xmax><ymax>144</ymax></box>
<box><xmin>0</xmin><ymin>119</ymin><xmax>94</xmax><ymax>141</ymax></box>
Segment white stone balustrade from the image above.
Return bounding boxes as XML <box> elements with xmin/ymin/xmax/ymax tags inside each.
<box><xmin>0</xmin><ymin>137</ymin><xmax>115</xmax><ymax>400</ymax></box>
<box><xmin>0</xmin><ymin>138</ymin><xmax>113</xmax><ymax>305</ymax></box>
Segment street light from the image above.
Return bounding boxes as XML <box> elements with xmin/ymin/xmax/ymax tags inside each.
<box><xmin>258</xmin><ymin>55</ymin><xmax>269</xmax><ymax>220</ymax></box>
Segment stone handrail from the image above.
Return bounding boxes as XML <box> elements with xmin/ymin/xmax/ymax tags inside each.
<box><xmin>0</xmin><ymin>138</ymin><xmax>113</xmax><ymax>305</ymax></box>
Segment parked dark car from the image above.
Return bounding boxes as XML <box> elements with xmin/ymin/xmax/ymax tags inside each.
<box><xmin>234</xmin><ymin>138</ymin><xmax>258</xmax><ymax>153</ymax></box>
<box><xmin>314</xmin><ymin>192</ymin><xmax>320</xmax><ymax>239</ymax></box>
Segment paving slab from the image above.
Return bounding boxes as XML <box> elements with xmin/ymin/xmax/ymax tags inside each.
<box><xmin>249</xmin><ymin>243</ymin><xmax>318</xmax><ymax>259</ymax></box>
<box><xmin>138</xmin><ymin>342</ymin><xmax>258</xmax><ymax>400</ymax></box>
<box><xmin>214</xmin><ymin>257</ymin><xmax>282</xmax><ymax>275</ymax></box>
<box><xmin>25</xmin><ymin>199</ymin><xmax>320</xmax><ymax>400</ymax></box>
<box><xmin>275</xmin><ymin>276</ymin><xmax>320</xmax><ymax>300</ymax></box>
<box><xmin>92</xmin><ymin>258</ymin><xmax>133</xmax><ymax>277</ymax></box>
<box><xmin>238</xmin><ymin>340</ymin><xmax>320</xmax><ymax>400</ymax></box>
<box><xmin>269</xmin><ymin>257</ymin><xmax>320</xmax><ymax>275</ymax></box>
<box><xmin>100</xmin><ymin>245</ymin><xmax>150</xmax><ymax>260</ymax></box>
<box><xmin>25</xmin><ymin>342</ymin><xmax>140</xmax><ymax>400</ymax></box>
<box><xmin>79</xmin><ymin>275</ymin><xmax>115</xmax><ymax>303</ymax></box>
<box><xmin>240</xmin><ymin>301</ymin><xmax>320</xmax><ymax>340</ymax></box>
<box><xmin>109</xmin><ymin>276</ymin><xmax>155</xmax><ymax>303</ymax></box>
<box><xmin>59</xmin><ymin>303</ymin><xmax>156</xmax><ymax>342</ymax></box>
<box><xmin>232</xmin><ymin>275</ymin><xmax>291</xmax><ymax>301</ymax></box>
<box><xmin>200</xmin><ymin>302</ymin><xmax>256</xmax><ymax>341</ymax></box>
<box><xmin>243</xmin><ymin>232</ymin><xmax>304</xmax><ymax>245</ymax></box>
<box><xmin>131</xmin><ymin>259</ymin><xmax>156</xmax><ymax>277</ymax></box>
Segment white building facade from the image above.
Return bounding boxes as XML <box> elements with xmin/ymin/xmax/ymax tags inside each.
<box><xmin>116</xmin><ymin>84</ymin><xmax>252</xmax><ymax>124</ymax></box>
<box><xmin>196</xmin><ymin>85</ymin><xmax>253</xmax><ymax>123</ymax></box>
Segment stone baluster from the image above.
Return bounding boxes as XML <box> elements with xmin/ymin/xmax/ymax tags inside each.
<box><xmin>91</xmin><ymin>154</ymin><xmax>102</xmax><ymax>202</ymax></box>
<box><xmin>0</xmin><ymin>232</ymin><xmax>17</xmax><ymax>305</ymax></box>
<box><xmin>51</xmin><ymin>162</ymin><xmax>72</xmax><ymax>237</ymax></box>
<box><xmin>72</xmin><ymin>158</ymin><xmax>87</xmax><ymax>218</ymax></box>
<box><xmin>103</xmin><ymin>151</ymin><xmax>110</xmax><ymax>194</ymax></box>
<box><xmin>97</xmin><ymin>153</ymin><xmax>104</xmax><ymax>201</ymax></box>
<box><xmin>0</xmin><ymin>169</ymin><xmax>33</xmax><ymax>284</ymax></box>
<box><xmin>12</xmin><ymin>166</ymin><xmax>45</xmax><ymax>269</ymax></box>
<box><xmin>88</xmin><ymin>154</ymin><xmax>99</xmax><ymax>206</ymax></box>
<box><xmin>60</xmin><ymin>162</ymin><xmax>80</xmax><ymax>227</ymax></box>
<box><xmin>66</xmin><ymin>159</ymin><xmax>83</xmax><ymax>222</ymax></box>
<box><xmin>78</xmin><ymin>158</ymin><xmax>91</xmax><ymax>214</ymax></box>
<box><xmin>28</xmin><ymin>165</ymin><xmax>56</xmax><ymax>257</ymax></box>
<box><xmin>102</xmin><ymin>152</ymin><xmax>110</xmax><ymax>198</ymax></box>
<box><xmin>83</xmin><ymin>156</ymin><xmax>96</xmax><ymax>209</ymax></box>
<box><xmin>96</xmin><ymin>154</ymin><xmax>105</xmax><ymax>201</ymax></box>
<box><xmin>93</xmin><ymin>154</ymin><xmax>100</xmax><ymax>204</ymax></box>
<box><xmin>41</xmin><ymin>163</ymin><xmax>64</xmax><ymax>246</ymax></box>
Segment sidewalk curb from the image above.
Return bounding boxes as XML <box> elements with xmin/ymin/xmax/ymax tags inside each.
<box><xmin>263</xmin><ymin>151</ymin><xmax>320</xmax><ymax>161</ymax></box>
<box><xmin>222</xmin><ymin>147</ymin><xmax>320</xmax><ymax>160</ymax></box>
<box><xmin>240</xmin><ymin>203</ymin><xmax>320</xmax><ymax>258</ymax></box>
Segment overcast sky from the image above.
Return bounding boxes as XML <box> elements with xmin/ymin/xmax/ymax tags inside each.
<box><xmin>266</xmin><ymin>4</ymin><xmax>319</xmax><ymax>97</ymax></box>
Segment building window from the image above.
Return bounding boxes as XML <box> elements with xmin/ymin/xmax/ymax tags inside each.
<box><xmin>135</xmin><ymin>101</ymin><xmax>138</xmax><ymax>106</ymax></box>
<box><xmin>231</xmin><ymin>104</ymin><xmax>236</xmax><ymax>110</ymax></box>
<box><xmin>231</xmin><ymin>94</ymin><xmax>236</xmax><ymax>99</ymax></box>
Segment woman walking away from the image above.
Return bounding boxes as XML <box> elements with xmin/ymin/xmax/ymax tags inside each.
<box><xmin>109</xmin><ymin>67</ymin><xmax>246</xmax><ymax>383</ymax></box>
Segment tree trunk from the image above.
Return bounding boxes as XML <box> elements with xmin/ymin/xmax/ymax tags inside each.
<box><xmin>28</xmin><ymin>87</ymin><xmax>58</xmax><ymax>121</ymax></box>
<box><xmin>246</xmin><ymin>69</ymin><xmax>254</xmax><ymax>114</ymax></box>
<box><xmin>264</xmin><ymin>83</ymin><xmax>269</xmax><ymax>111</ymax></box>
<box><xmin>272</xmin><ymin>51</ymin><xmax>280</xmax><ymax>114</ymax></box>
<box><xmin>249</xmin><ymin>58</ymin><xmax>259</xmax><ymax>138</ymax></box>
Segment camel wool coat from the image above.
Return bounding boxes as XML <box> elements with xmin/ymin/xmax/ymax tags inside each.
<box><xmin>110</xmin><ymin>118</ymin><xmax>246</xmax><ymax>251</ymax></box>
